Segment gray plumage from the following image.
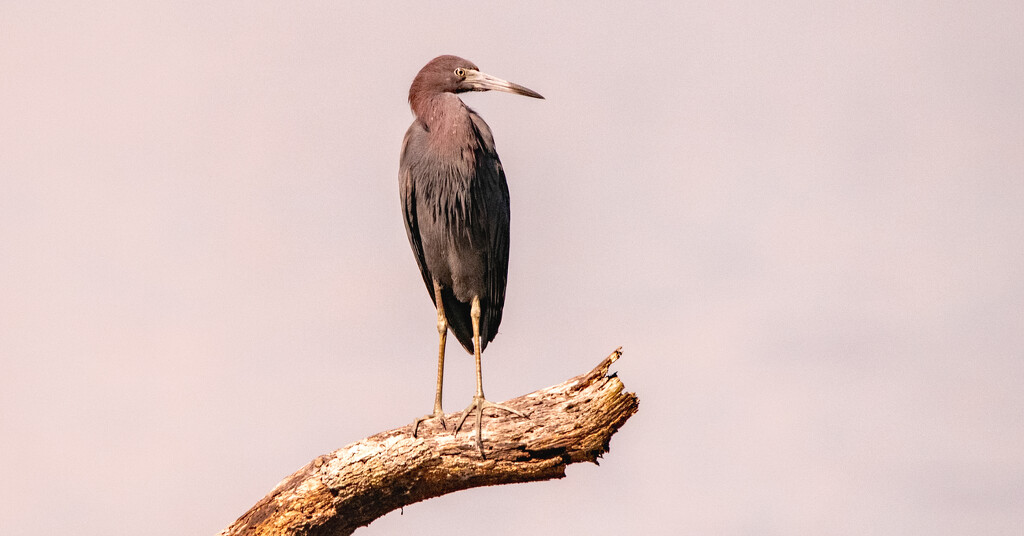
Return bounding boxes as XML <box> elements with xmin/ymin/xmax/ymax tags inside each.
<box><xmin>400</xmin><ymin>55</ymin><xmax>542</xmax><ymax>451</ymax></box>
<box><xmin>400</xmin><ymin>55</ymin><xmax>540</xmax><ymax>354</ymax></box>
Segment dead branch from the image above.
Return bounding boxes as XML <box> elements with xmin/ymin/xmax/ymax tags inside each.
<box><xmin>220</xmin><ymin>348</ymin><xmax>638</xmax><ymax>536</ymax></box>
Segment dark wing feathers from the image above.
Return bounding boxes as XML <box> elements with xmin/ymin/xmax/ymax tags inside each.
<box><xmin>399</xmin><ymin>123</ymin><xmax>435</xmax><ymax>306</ymax></box>
<box><xmin>469</xmin><ymin>112</ymin><xmax>510</xmax><ymax>348</ymax></box>
<box><xmin>400</xmin><ymin>112</ymin><xmax>511</xmax><ymax>354</ymax></box>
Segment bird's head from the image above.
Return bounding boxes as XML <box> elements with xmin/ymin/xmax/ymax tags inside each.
<box><xmin>409</xmin><ymin>55</ymin><xmax>544</xmax><ymax>106</ymax></box>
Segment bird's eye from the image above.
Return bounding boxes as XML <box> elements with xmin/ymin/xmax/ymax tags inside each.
<box><xmin>454</xmin><ymin>68</ymin><xmax>466</xmax><ymax>78</ymax></box>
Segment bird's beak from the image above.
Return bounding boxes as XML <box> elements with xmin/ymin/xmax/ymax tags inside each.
<box><xmin>463</xmin><ymin>69</ymin><xmax>544</xmax><ymax>99</ymax></box>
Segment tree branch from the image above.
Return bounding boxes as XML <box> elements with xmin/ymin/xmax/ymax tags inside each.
<box><xmin>220</xmin><ymin>348</ymin><xmax>638</xmax><ymax>536</ymax></box>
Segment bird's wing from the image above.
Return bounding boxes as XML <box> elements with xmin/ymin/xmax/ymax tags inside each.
<box><xmin>399</xmin><ymin>121</ymin><xmax>437</xmax><ymax>306</ymax></box>
<box><xmin>469</xmin><ymin>113</ymin><xmax>511</xmax><ymax>344</ymax></box>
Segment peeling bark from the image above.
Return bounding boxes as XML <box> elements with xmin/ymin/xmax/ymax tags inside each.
<box><xmin>220</xmin><ymin>349</ymin><xmax>638</xmax><ymax>536</ymax></box>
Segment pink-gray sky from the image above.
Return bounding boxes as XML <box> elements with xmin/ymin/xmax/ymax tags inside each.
<box><xmin>2</xmin><ymin>2</ymin><xmax>1022</xmax><ymax>535</ymax></box>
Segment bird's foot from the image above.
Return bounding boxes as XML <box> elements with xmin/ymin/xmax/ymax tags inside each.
<box><xmin>453</xmin><ymin>396</ymin><xmax>526</xmax><ymax>458</ymax></box>
<box><xmin>412</xmin><ymin>409</ymin><xmax>447</xmax><ymax>438</ymax></box>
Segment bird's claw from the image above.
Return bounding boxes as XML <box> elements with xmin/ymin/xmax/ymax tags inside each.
<box><xmin>453</xmin><ymin>396</ymin><xmax>526</xmax><ymax>458</ymax></box>
<box><xmin>412</xmin><ymin>411</ymin><xmax>447</xmax><ymax>438</ymax></box>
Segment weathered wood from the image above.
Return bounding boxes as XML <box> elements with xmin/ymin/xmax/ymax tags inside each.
<box><xmin>220</xmin><ymin>348</ymin><xmax>638</xmax><ymax>536</ymax></box>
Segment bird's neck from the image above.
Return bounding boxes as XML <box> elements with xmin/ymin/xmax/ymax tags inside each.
<box><xmin>411</xmin><ymin>94</ymin><xmax>473</xmax><ymax>139</ymax></box>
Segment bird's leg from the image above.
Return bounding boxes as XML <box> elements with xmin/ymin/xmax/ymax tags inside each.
<box><xmin>413</xmin><ymin>280</ymin><xmax>448</xmax><ymax>437</ymax></box>
<box><xmin>454</xmin><ymin>295</ymin><xmax>525</xmax><ymax>457</ymax></box>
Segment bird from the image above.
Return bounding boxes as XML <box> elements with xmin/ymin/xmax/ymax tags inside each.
<box><xmin>399</xmin><ymin>55</ymin><xmax>543</xmax><ymax>455</ymax></box>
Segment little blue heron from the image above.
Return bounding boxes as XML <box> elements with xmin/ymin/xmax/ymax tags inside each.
<box><xmin>400</xmin><ymin>55</ymin><xmax>543</xmax><ymax>454</ymax></box>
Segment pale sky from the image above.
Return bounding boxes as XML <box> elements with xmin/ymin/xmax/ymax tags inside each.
<box><xmin>2</xmin><ymin>2</ymin><xmax>1022</xmax><ymax>535</ymax></box>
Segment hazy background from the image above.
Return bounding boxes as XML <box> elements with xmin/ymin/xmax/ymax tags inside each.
<box><xmin>2</xmin><ymin>2</ymin><xmax>1022</xmax><ymax>534</ymax></box>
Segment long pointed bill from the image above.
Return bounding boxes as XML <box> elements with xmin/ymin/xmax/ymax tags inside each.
<box><xmin>464</xmin><ymin>70</ymin><xmax>544</xmax><ymax>99</ymax></box>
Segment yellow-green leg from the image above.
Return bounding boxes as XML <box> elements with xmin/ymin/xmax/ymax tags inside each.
<box><xmin>454</xmin><ymin>295</ymin><xmax>525</xmax><ymax>457</ymax></box>
<box><xmin>413</xmin><ymin>280</ymin><xmax>449</xmax><ymax>437</ymax></box>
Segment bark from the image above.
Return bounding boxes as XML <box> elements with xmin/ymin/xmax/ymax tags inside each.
<box><xmin>220</xmin><ymin>348</ymin><xmax>638</xmax><ymax>536</ymax></box>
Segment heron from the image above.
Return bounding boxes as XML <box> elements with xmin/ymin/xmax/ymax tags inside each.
<box><xmin>399</xmin><ymin>55</ymin><xmax>543</xmax><ymax>454</ymax></box>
